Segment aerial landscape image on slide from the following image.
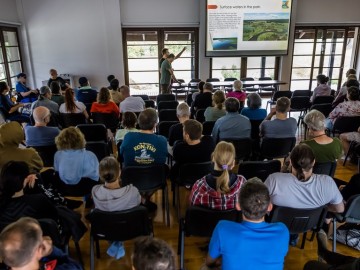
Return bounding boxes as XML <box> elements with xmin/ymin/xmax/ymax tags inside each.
<box><xmin>243</xmin><ymin>13</ymin><xmax>289</xmax><ymax>41</ymax></box>
<box><xmin>212</xmin><ymin>37</ymin><xmax>238</xmax><ymax>50</ymax></box>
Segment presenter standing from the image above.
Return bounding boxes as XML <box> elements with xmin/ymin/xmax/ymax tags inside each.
<box><xmin>159</xmin><ymin>47</ymin><xmax>186</xmax><ymax>70</ymax></box>
<box><xmin>160</xmin><ymin>54</ymin><xmax>178</xmax><ymax>94</ymax></box>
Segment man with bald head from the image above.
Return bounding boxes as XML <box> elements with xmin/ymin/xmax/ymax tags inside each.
<box><xmin>119</xmin><ymin>85</ymin><xmax>145</xmax><ymax>113</ymax></box>
<box><xmin>25</xmin><ymin>106</ymin><xmax>60</xmax><ymax>146</ymax></box>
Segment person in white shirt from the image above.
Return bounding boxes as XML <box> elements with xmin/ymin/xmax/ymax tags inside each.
<box><xmin>119</xmin><ymin>85</ymin><xmax>145</xmax><ymax>113</ymax></box>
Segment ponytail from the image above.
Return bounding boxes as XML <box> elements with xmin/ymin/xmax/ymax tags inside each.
<box><xmin>290</xmin><ymin>144</ymin><xmax>315</xmax><ymax>182</ymax></box>
<box><xmin>216</xmin><ymin>165</ymin><xmax>230</xmax><ymax>193</ymax></box>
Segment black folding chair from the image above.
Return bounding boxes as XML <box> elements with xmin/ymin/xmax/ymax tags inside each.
<box><xmin>158</xmin><ymin>121</ymin><xmax>179</xmax><ymax>139</ymax></box>
<box><xmin>313</xmin><ymin>161</ymin><xmax>337</xmax><ymax>178</ymax></box>
<box><xmin>238</xmin><ymin>160</ymin><xmax>281</xmax><ymax>181</ymax></box>
<box><xmin>87</xmin><ymin>206</ymin><xmax>152</xmax><ymax>270</ymax></box>
<box><xmin>332</xmin><ymin>116</ymin><xmax>360</xmax><ymax>136</ymax></box>
<box><xmin>289</xmin><ymin>96</ymin><xmax>311</xmax><ymax>126</ymax></box>
<box><xmin>86</xmin><ymin>141</ymin><xmax>111</xmax><ymax>161</ymax></box>
<box><xmin>91</xmin><ymin>112</ymin><xmax>119</xmax><ymax>132</ymax></box>
<box><xmin>171</xmin><ymin>79</ymin><xmax>187</xmax><ymax>99</ymax></box>
<box><xmin>202</xmin><ymin>121</ymin><xmax>215</xmax><ymax>136</ymax></box>
<box><xmin>266</xmin><ymin>90</ymin><xmax>292</xmax><ymax>110</ymax></box>
<box><xmin>178</xmin><ymin>206</ymin><xmax>240</xmax><ymax>270</ymax></box>
<box><xmin>144</xmin><ymin>100</ymin><xmax>155</xmax><ymax>108</ymax></box>
<box><xmin>260</xmin><ymin>137</ymin><xmax>296</xmax><ymax>160</ymax></box>
<box><xmin>159</xmin><ymin>109</ymin><xmax>178</xmax><ymax>121</ymax></box>
<box><xmin>313</xmin><ymin>95</ymin><xmax>334</xmax><ymax>105</ymax></box>
<box><xmin>331</xmin><ymin>195</ymin><xmax>360</xmax><ymax>252</ymax></box>
<box><xmin>60</xmin><ymin>113</ymin><xmax>86</xmax><ymax>128</ymax></box>
<box><xmin>188</xmin><ymin>79</ymin><xmax>201</xmax><ymax>93</ymax></box>
<box><xmin>309</xmin><ymin>103</ymin><xmax>333</xmax><ymax>118</ymax></box>
<box><xmin>268</xmin><ymin>205</ymin><xmax>327</xmax><ymax>249</ymax></box>
<box><xmin>156</xmin><ymin>94</ymin><xmax>176</xmax><ymax>104</ymax></box>
<box><xmin>29</xmin><ymin>144</ymin><xmax>57</xmax><ymax>167</ymax></box>
<box><xmin>258</xmin><ymin>77</ymin><xmax>276</xmax><ymax>94</ymax></box>
<box><xmin>241</xmin><ymin>77</ymin><xmax>258</xmax><ymax>93</ymax></box>
<box><xmin>132</xmin><ymin>94</ymin><xmax>149</xmax><ymax>100</ymax></box>
<box><xmin>292</xmin><ymin>90</ymin><xmax>311</xmax><ymax>97</ymax></box>
<box><xmin>157</xmin><ymin>100</ymin><xmax>179</xmax><ymax>111</ymax></box>
<box><xmin>221</xmin><ymin>138</ymin><xmax>252</xmax><ymax>162</ymax></box>
<box><xmin>77</xmin><ymin>124</ymin><xmax>107</xmax><ymax>142</ymax></box>
<box><xmin>195</xmin><ymin>109</ymin><xmax>206</xmax><ymax>123</ymax></box>
<box><xmin>121</xmin><ymin>164</ymin><xmax>170</xmax><ymax>226</ymax></box>
<box><xmin>206</xmin><ymin>78</ymin><xmax>220</xmax><ymax>90</ymax></box>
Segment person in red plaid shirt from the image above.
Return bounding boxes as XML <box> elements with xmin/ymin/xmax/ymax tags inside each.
<box><xmin>189</xmin><ymin>141</ymin><xmax>246</xmax><ymax>210</ymax></box>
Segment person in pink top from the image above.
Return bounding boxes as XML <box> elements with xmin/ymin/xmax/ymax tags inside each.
<box><xmin>226</xmin><ymin>80</ymin><xmax>246</xmax><ymax>108</ymax></box>
<box><xmin>310</xmin><ymin>74</ymin><xmax>332</xmax><ymax>102</ymax></box>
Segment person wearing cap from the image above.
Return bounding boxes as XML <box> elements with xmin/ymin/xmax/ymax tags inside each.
<box><xmin>15</xmin><ymin>72</ymin><xmax>39</xmax><ymax>103</ymax></box>
<box><xmin>76</xmin><ymin>76</ymin><xmax>98</xmax><ymax>104</ymax></box>
<box><xmin>47</xmin><ymin>68</ymin><xmax>69</xmax><ymax>90</ymax></box>
<box><xmin>30</xmin><ymin>86</ymin><xmax>59</xmax><ymax>114</ymax></box>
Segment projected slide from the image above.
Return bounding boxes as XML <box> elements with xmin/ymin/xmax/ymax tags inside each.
<box><xmin>206</xmin><ymin>0</ymin><xmax>293</xmax><ymax>57</ymax></box>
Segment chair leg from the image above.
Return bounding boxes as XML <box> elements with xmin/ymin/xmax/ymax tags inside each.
<box><xmin>164</xmin><ymin>186</ymin><xmax>170</xmax><ymax>227</ymax></box>
<box><xmin>332</xmin><ymin>218</ymin><xmax>337</xmax><ymax>252</ymax></box>
<box><xmin>343</xmin><ymin>141</ymin><xmax>355</xmax><ymax>166</ymax></box>
<box><xmin>300</xmin><ymin>232</ymin><xmax>307</xmax><ymax>249</ymax></box>
<box><xmin>310</xmin><ymin>230</ymin><xmax>316</xmax><ymax>241</ymax></box>
<box><xmin>74</xmin><ymin>241</ymin><xmax>84</xmax><ymax>267</ymax></box>
<box><xmin>90</xmin><ymin>236</ymin><xmax>94</xmax><ymax>270</ymax></box>
<box><xmin>176</xmin><ymin>186</ymin><xmax>181</xmax><ymax>221</ymax></box>
<box><xmin>180</xmin><ymin>230</ymin><xmax>185</xmax><ymax>270</ymax></box>
<box><xmin>96</xmin><ymin>239</ymin><xmax>101</xmax><ymax>259</ymax></box>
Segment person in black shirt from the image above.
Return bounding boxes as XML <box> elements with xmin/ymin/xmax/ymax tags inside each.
<box><xmin>168</xmin><ymin>103</ymin><xmax>190</xmax><ymax>147</ymax></box>
<box><xmin>47</xmin><ymin>69</ymin><xmax>69</xmax><ymax>90</ymax></box>
<box><xmin>192</xmin><ymin>82</ymin><xmax>213</xmax><ymax>116</ymax></box>
<box><xmin>170</xmin><ymin>119</ymin><xmax>215</xmax><ymax>182</ymax></box>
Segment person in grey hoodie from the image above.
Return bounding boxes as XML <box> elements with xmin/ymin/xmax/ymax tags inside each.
<box><xmin>92</xmin><ymin>156</ymin><xmax>141</xmax><ymax>259</ymax></box>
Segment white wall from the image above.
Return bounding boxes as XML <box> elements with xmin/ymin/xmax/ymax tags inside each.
<box><xmin>0</xmin><ymin>0</ymin><xmax>19</xmax><ymax>24</ymax></box>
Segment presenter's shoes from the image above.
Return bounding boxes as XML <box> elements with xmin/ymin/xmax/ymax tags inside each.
<box><xmin>317</xmin><ymin>229</ymin><xmax>328</xmax><ymax>261</ymax></box>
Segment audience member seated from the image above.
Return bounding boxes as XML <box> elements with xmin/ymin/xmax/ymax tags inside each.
<box><xmin>15</xmin><ymin>73</ymin><xmax>38</xmax><ymax>103</ymax></box>
<box><xmin>264</xmin><ymin>144</ymin><xmax>344</xmax><ymax>211</ymax></box>
<box><xmin>204</xmin><ymin>90</ymin><xmax>226</xmax><ymax>121</ymax></box>
<box><xmin>311</xmin><ymin>74</ymin><xmax>332</xmax><ymax>103</ymax></box>
<box><xmin>192</xmin><ymin>82</ymin><xmax>213</xmax><ymax>114</ymax></box>
<box><xmin>25</xmin><ymin>106</ymin><xmax>60</xmax><ymax>147</ymax></box>
<box><xmin>75</xmin><ymin>76</ymin><xmax>98</xmax><ymax>104</ymax></box>
<box><xmin>333</xmin><ymin>77</ymin><xmax>359</xmax><ymax>107</ymax></box>
<box><xmin>59</xmin><ymin>88</ymin><xmax>89</xmax><ymax>119</ymax></box>
<box><xmin>240</xmin><ymin>93</ymin><xmax>267</xmax><ymax>120</ymax></box>
<box><xmin>31</xmin><ymin>86</ymin><xmax>59</xmax><ymax>114</ymax></box>
<box><xmin>171</xmin><ymin>119</ymin><xmax>215</xmax><ymax>182</ymax></box>
<box><xmin>132</xmin><ymin>237</ymin><xmax>175</xmax><ymax>270</ymax></box>
<box><xmin>192</xmin><ymin>81</ymin><xmax>205</xmax><ymax>102</ymax></box>
<box><xmin>0</xmin><ymin>81</ymin><xmax>30</xmax><ymax>123</ymax></box>
<box><xmin>106</xmin><ymin>74</ymin><xmax>115</xmax><ymax>89</ymax></box>
<box><xmin>339</xmin><ymin>126</ymin><xmax>360</xmax><ymax>155</ymax></box>
<box><xmin>338</xmin><ymin>173</ymin><xmax>360</xmax><ymax>202</ymax></box>
<box><xmin>47</xmin><ymin>68</ymin><xmax>69</xmax><ymax>90</ymax></box>
<box><xmin>54</xmin><ymin>127</ymin><xmax>99</xmax><ymax>193</ymax></box>
<box><xmin>168</xmin><ymin>103</ymin><xmax>190</xmax><ymax>147</ymax></box>
<box><xmin>303</xmin><ymin>230</ymin><xmax>360</xmax><ymax>270</ymax></box>
<box><xmin>0</xmin><ymin>122</ymin><xmax>43</xmax><ymax>173</ymax></box>
<box><xmin>325</xmin><ymin>86</ymin><xmax>360</xmax><ymax>130</ymax></box>
<box><xmin>119</xmin><ymin>85</ymin><xmax>145</xmax><ymax>113</ymax></box>
<box><xmin>108</xmin><ymin>78</ymin><xmax>123</xmax><ymax>105</ymax></box>
<box><xmin>0</xmin><ymin>161</ymin><xmax>58</xmax><ymax>230</ymax></box>
<box><xmin>120</xmin><ymin>108</ymin><xmax>167</xmax><ymax>167</ymax></box>
<box><xmin>90</xmin><ymin>87</ymin><xmax>120</xmax><ymax>117</ymax></box>
<box><xmin>92</xmin><ymin>156</ymin><xmax>141</xmax><ymax>259</ymax></box>
<box><xmin>211</xmin><ymin>98</ymin><xmax>251</xmax><ymax>143</ymax></box>
<box><xmin>115</xmin><ymin>111</ymin><xmax>139</xmax><ymax>144</ymax></box>
<box><xmin>260</xmin><ymin>97</ymin><xmax>297</xmax><ymax>138</ymax></box>
<box><xmin>190</xmin><ymin>141</ymin><xmax>246</xmax><ymax>210</ymax></box>
<box><xmin>303</xmin><ymin>109</ymin><xmax>342</xmax><ymax>162</ymax></box>
<box><xmin>226</xmin><ymin>80</ymin><xmax>246</xmax><ymax>106</ymax></box>
<box><xmin>0</xmin><ymin>217</ymin><xmax>82</xmax><ymax>270</ymax></box>
<box><xmin>49</xmin><ymin>81</ymin><xmax>65</xmax><ymax>106</ymax></box>
<box><xmin>205</xmin><ymin>179</ymin><xmax>289</xmax><ymax>270</ymax></box>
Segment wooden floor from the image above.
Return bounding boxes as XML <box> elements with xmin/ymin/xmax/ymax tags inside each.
<box><xmin>67</xmin><ymin>157</ymin><xmax>359</xmax><ymax>270</ymax></box>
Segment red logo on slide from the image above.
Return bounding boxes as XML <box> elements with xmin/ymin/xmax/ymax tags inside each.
<box><xmin>208</xmin><ymin>5</ymin><xmax>218</xmax><ymax>9</ymax></box>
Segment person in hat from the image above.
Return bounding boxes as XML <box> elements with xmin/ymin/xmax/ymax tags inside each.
<box><xmin>75</xmin><ymin>76</ymin><xmax>97</xmax><ymax>104</ymax></box>
<box><xmin>30</xmin><ymin>86</ymin><xmax>59</xmax><ymax>114</ymax></box>
<box><xmin>15</xmin><ymin>72</ymin><xmax>39</xmax><ymax>103</ymax></box>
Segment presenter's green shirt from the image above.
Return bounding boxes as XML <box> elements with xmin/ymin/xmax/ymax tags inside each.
<box><xmin>160</xmin><ymin>60</ymin><xmax>171</xmax><ymax>84</ymax></box>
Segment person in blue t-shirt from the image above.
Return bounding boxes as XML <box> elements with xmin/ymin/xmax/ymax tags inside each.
<box><xmin>120</xmin><ymin>108</ymin><xmax>167</xmax><ymax>167</ymax></box>
<box><xmin>240</xmin><ymin>92</ymin><xmax>267</xmax><ymax>120</ymax></box>
<box><xmin>75</xmin><ymin>76</ymin><xmax>98</xmax><ymax>104</ymax></box>
<box><xmin>15</xmin><ymin>73</ymin><xmax>39</xmax><ymax>103</ymax></box>
<box><xmin>205</xmin><ymin>179</ymin><xmax>289</xmax><ymax>270</ymax></box>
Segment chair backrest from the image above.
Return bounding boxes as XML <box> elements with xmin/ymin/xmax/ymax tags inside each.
<box><xmin>77</xmin><ymin>124</ymin><xmax>107</xmax><ymax>142</ymax></box>
<box><xmin>313</xmin><ymin>161</ymin><xmax>337</xmax><ymax>178</ymax></box>
<box><xmin>250</xmin><ymin>119</ymin><xmax>262</xmax><ymax>140</ymax></box>
<box><xmin>60</xmin><ymin>113</ymin><xmax>86</xmax><ymax>128</ymax></box>
<box><xmin>29</xmin><ymin>145</ymin><xmax>57</xmax><ymax>167</ymax></box>
<box><xmin>156</xmin><ymin>94</ymin><xmax>176</xmax><ymax>104</ymax></box>
<box><xmin>38</xmin><ymin>218</ymin><xmax>63</xmax><ymax>247</ymax></box>
<box><xmin>158</xmin><ymin>121</ymin><xmax>179</xmax><ymax>138</ymax></box>
<box><xmin>241</xmin><ymin>77</ymin><xmax>255</xmax><ymax>81</ymax></box>
<box><xmin>159</xmin><ymin>109</ymin><xmax>178</xmax><ymax>122</ymax></box>
<box><xmin>290</xmin><ymin>96</ymin><xmax>311</xmax><ymax>111</ymax></box>
<box><xmin>333</xmin><ymin>116</ymin><xmax>360</xmax><ymax>134</ymax></box>
<box><xmin>157</xmin><ymin>100</ymin><xmax>179</xmax><ymax>111</ymax></box>
<box><xmin>132</xmin><ymin>95</ymin><xmax>149</xmax><ymax>101</ymax></box>
<box><xmin>238</xmin><ymin>160</ymin><xmax>281</xmax><ymax>181</ymax></box>
<box><xmin>144</xmin><ymin>100</ymin><xmax>155</xmax><ymax>108</ymax></box>
<box><xmin>259</xmin><ymin>77</ymin><xmax>272</xmax><ymax>81</ymax></box>
<box><xmin>121</xmin><ymin>164</ymin><xmax>169</xmax><ymax>192</ymax></box>
<box><xmin>224</xmin><ymin>77</ymin><xmax>237</xmax><ymax>82</ymax></box>
<box><xmin>195</xmin><ymin>109</ymin><xmax>206</xmax><ymax>123</ymax></box>
<box><xmin>261</xmin><ymin>137</ymin><xmax>296</xmax><ymax>159</ymax></box>
<box><xmin>177</xmin><ymin>162</ymin><xmax>212</xmax><ymax>187</ymax></box>
<box><xmin>202</xmin><ymin>121</ymin><xmax>215</xmax><ymax>136</ymax></box>
<box><xmin>309</xmin><ymin>103</ymin><xmax>332</xmax><ymax>118</ymax></box>
<box><xmin>186</xmin><ymin>94</ymin><xmax>193</xmax><ymax>106</ymax></box>
<box><xmin>269</xmin><ymin>205</ymin><xmax>327</xmax><ymax>234</ymax></box>
<box><xmin>87</xmin><ymin>206</ymin><xmax>151</xmax><ymax>241</ymax></box>
<box><xmin>85</xmin><ymin>141</ymin><xmax>110</xmax><ymax>161</ymax></box>
<box><xmin>313</xmin><ymin>95</ymin><xmax>335</xmax><ymax>105</ymax></box>
<box><xmin>206</xmin><ymin>78</ymin><xmax>220</xmax><ymax>82</ymax></box>
<box><xmin>343</xmin><ymin>195</ymin><xmax>360</xmax><ymax>221</ymax></box>
<box><xmin>221</xmin><ymin>138</ymin><xmax>252</xmax><ymax>161</ymax></box>
<box><xmin>272</xmin><ymin>90</ymin><xmax>292</xmax><ymax>101</ymax></box>
<box><xmin>183</xmin><ymin>206</ymin><xmax>240</xmax><ymax>237</ymax></box>
<box><xmin>91</xmin><ymin>112</ymin><xmax>119</xmax><ymax>131</ymax></box>
<box><xmin>292</xmin><ymin>90</ymin><xmax>311</xmax><ymax>97</ymax></box>
<box><xmin>188</xmin><ymin>79</ymin><xmax>201</xmax><ymax>90</ymax></box>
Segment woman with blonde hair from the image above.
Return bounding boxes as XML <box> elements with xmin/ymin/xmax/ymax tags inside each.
<box><xmin>59</xmin><ymin>88</ymin><xmax>89</xmax><ymax>119</ymax></box>
<box><xmin>189</xmin><ymin>141</ymin><xmax>247</xmax><ymax>210</ymax></box>
<box><xmin>204</xmin><ymin>90</ymin><xmax>226</xmax><ymax>121</ymax></box>
<box><xmin>90</xmin><ymin>87</ymin><xmax>120</xmax><ymax>117</ymax></box>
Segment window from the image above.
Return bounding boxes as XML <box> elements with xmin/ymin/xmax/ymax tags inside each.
<box><xmin>123</xmin><ymin>28</ymin><xmax>198</xmax><ymax>95</ymax></box>
<box><xmin>211</xmin><ymin>56</ymin><xmax>278</xmax><ymax>80</ymax></box>
<box><xmin>291</xmin><ymin>27</ymin><xmax>358</xmax><ymax>91</ymax></box>
<box><xmin>0</xmin><ymin>27</ymin><xmax>23</xmax><ymax>89</ymax></box>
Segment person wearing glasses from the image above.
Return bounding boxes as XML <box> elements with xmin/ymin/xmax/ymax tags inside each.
<box><xmin>15</xmin><ymin>72</ymin><xmax>39</xmax><ymax>103</ymax></box>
